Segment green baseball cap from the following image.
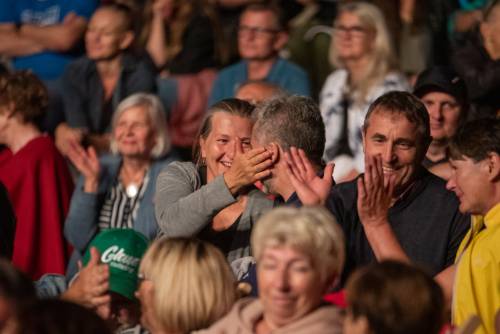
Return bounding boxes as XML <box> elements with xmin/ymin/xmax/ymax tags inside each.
<box><xmin>83</xmin><ymin>229</ymin><xmax>149</xmax><ymax>300</ymax></box>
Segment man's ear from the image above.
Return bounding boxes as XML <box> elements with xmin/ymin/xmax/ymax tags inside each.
<box><xmin>273</xmin><ymin>31</ymin><xmax>289</xmax><ymax>51</ymax></box>
<box><xmin>486</xmin><ymin>152</ymin><xmax>500</xmax><ymax>181</ymax></box>
<box><xmin>120</xmin><ymin>31</ymin><xmax>135</xmax><ymax>50</ymax></box>
<box><xmin>268</xmin><ymin>142</ymin><xmax>280</xmax><ymax>164</ymax></box>
<box><xmin>4</xmin><ymin>102</ymin><xmax>16</xmax><ymax>119</ymax></box>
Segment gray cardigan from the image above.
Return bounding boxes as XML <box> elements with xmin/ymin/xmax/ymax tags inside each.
<box><xmin>155</xmin><ymin>161</ymin><xmax>273</xmax><ymax>263</ymax></box>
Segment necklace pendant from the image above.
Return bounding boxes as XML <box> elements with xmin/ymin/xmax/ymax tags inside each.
<box><xmin>126</xmin><ymin>183</ymin><xmax>139</xmax><ymax>198</ymax></box>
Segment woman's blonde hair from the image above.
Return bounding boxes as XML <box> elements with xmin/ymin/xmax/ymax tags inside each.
<box><xmin>252</xmin><ymin>206</ymin><xmax>345</xmax><ymax>285</ymax></box>
<box><xmin>330</xmin><ymin>2</ymin><xmax>398</xmax><ymax>103</ymax></box>
<box><xmin>139</xmin><ymin>238</ymin><xmax>236</xmax><ymax>333</ymax></box>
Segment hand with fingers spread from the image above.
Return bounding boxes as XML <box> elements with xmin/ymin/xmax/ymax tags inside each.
<box><xmin>285</xmin><ymin>146</ymin><xmax>335</xmax><ymax>205</ymax></box>
<box><xmin>62</xmin><ymin>247</ymin><xmax>110</xmax><ymax>309</ymax></box>
<box><xmin>66</xmin><ymin>143</ymin><xmax>101</xmax><ymax>193</ymax></box>
<box><xmin>223</xmin><ymin>138</ymin><xmax>273</xmax><ymax>195</ymax></box>
<box><xmin>357</xmin><ymin>154</ymin><xmax>395</xmax><ymax>228</ymax></box>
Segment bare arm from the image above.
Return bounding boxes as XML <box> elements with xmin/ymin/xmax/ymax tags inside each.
<box><xmin>146</xmin><ymin>7</ymin><xmax>169</xmax><ymax>68</ymax></box>
<box><xmin>0</xmin><ymin>23</ymin><xmax>43</xmax><ymax>56</ymax></box>
<box><xmin>19</xmin><ymin>12</ymin><xmax>87</xmax><ymax>52</ymax></box>
<box><xmin>435</xmin><ymin>264</ymin><xmax>456</xmax><ymax>309</ymax></box>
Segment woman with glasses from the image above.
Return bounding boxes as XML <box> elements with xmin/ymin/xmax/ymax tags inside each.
<box><xmin>320</xmin><ymin>2</ymin><xmax>409</xmax><ymax>182</ymax></box>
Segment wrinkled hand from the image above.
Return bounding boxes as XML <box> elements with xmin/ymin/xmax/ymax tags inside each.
<box><xmin>285</xmin><ymin>147</ymin><xmax>334</xmax><ymax>205</ymax></box>
<box><xmin>357</xmin><ymin>155</ymin><xmax>395</xmax><ymax>227</ymax></box>
<box><xmin>55</xmin><ymin>123</ymin><xmax>86</xmax><ymax>157</ymax></box>
<box><xmin>224</xmin><ymin>138</ymin><xmax>273</xmax><ymax>195</ymax></box>
<box><xmin>66</xmin><ymin>142</ymin><xmax>101</xmax><ymax>192</ymax></box>
<box><xmin>62</xmin><ymin>247</ymin><xmax>110</xmax><ymax>309</ymax></box>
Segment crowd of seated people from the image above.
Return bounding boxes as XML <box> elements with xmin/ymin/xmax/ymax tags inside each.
<box><xmin>1</xmin><ymin>0</ymin><xmax>500</xmax><ymax>334</ymax></box>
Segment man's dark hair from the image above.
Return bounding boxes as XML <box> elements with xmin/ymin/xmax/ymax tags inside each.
<box><xmin>346</xmin><ymin>260</ymin><xmax>445</xmax><ymax>334</ymax></box>
<box><xmin>450</xmin><ymin>118</ymin><xmax>500</xmax><ymax>162</ymax></box>
<box><xmin>363</xmin><ymin>91</ymin><xmax>431</xmax><ymax>147</ymax></box>
<box><xmin>253</xmin><ymin>95</ymin><xmax>325</xmax><ymax>167</ymax></box>
<box><xmin>241</xmin><ymin>3</ymin><xmax>287</xmax><ymax>31</ymax></box>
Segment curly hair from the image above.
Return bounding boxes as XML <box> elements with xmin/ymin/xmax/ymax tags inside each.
<box><xmin>0</xmin><ymin>71</ymin><xmax>48</xmax><ymax>125</ymax></box>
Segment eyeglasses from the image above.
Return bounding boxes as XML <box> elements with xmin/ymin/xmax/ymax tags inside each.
<box><xmin>238</xmin><ymin>25</ymin><xmax>279</xmax><ymax>37</ymax></box>
<box><xmin>333</xmin><ymin>25</ymin><xmax>368</xmax><ymax>37</ymax></box>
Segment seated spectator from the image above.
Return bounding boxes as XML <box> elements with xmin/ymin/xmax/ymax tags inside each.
<box><xmin>413</xmin><ymin>66</ymin><xmax>469</xmax><ymax>180</ymax></box>
<box><xmin>56</xmin><ymin>3</ymin><xmax>157</xmax><ymax>157</ymax></box>
<box><xmin>235</xmin><ymin>80</ymin><xmax>284</xmax><ymax>105</ymax></box>
<box><xmin>140</xmin><ymin>0</ymin><xmax>225</xmax><ymax>74</ymax></box>
<box><xmin>452</xmin><ymin>0</ymin><xmax>500</xmax><ymax>119</ymax></box>
<box><xmin>198</xmin><ymin>206</ymin><xmax>344</xmax><ymax>334</ymax></box>
<box><xmin>277</xmin><ymin>92</ymin><xmax>469</xmax><ymax>283</ymax></box>
<box><xmin>0</xmin><ymin>71</ymin><xmax>73</xmax><ymax>279</ymax></box>
<box><xmin>0</xmin><ymin>259</ymin><xmax>37</xmax><ymax>332</ymax></box>
<box><xmin>136</xmin><ymin>237</ymin><xmax>237</xmax><ymax>333</ymax></box>
<box><xmin>64</xmin><ymin>93</ymin><xmax>176</xmax><ymax>275</ymax></box>
<box><xmin>446</xmin><ymin>119</ymin><xmax>500</xmax><ymax>334</ymax></box>
<box><xmin>344</xmin><ymin>260</ymin><xmax>445</xmax><ymax>334</ymax></box>
<box><xmin>320</xmin><ymin>1</ymin><xmax>409</xmax><ymax>181</ymax></box>
<box><xmin>8</xmin><ymin>299</ymin><xmax>112</xmax><ymax>334</ymax></box>
<box><xmin>207</xmin><ymin>3</ymin><xmax>311</xmax><ymax>106</ymax></box>
<box><xmin>0</xmin><ymin>181</ymin><xmax>15</xmax><ymax>260</ymax></box>
<box><xmin>0</xmin><ymin>0</ymin><xmax>98</xmax><ymax>81</ymax></box>
<box><xmin>155</xmin><ymin>98</ymin><xmax>274</xmax><ymax>264</ymax></box>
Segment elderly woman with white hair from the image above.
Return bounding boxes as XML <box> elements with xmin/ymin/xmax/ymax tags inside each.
<box><xmin>320</xmin><ymin>1</ymin><xmax>409</xmax><ymax>182</ymax></box>
<box><xmin>64</xmin><ymin>93</ymin><xmax>176</xmax><ymax>270</ymax></box>
<box><xmin>199</xmin><ymin>206</ymin><xmax>345</xmax><ymax>334</ymax></box>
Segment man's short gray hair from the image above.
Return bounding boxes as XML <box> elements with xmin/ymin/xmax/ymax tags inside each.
<box><xmin>252</xmin><ymin>95</ymin><xmax>325</xmax><ymax>167</ymax></box>
<box><xmin>110</xmin><ymin>93</ymin><xmax>171</xmax><ymax>158</ymax></box>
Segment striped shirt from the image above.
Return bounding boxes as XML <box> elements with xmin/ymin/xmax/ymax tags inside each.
<box><xmin>98</xmin><ymin>173</ymin><xmax>150</xmax><ymax>229</ymax></box>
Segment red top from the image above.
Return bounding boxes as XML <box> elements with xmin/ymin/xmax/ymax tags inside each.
<box><xmin>0</xmin><ymin>136</ymin><xmax>73</xmax><ymax>279</ymax></box>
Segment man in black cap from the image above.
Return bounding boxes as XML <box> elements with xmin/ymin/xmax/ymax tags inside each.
<box><xmin>414</xmin><ymin>66</ymin><xmax>469</xmax><ymax>180</ymax></box>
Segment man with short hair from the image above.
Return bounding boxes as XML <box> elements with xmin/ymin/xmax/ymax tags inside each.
<box><xmin>328</xmin><ymin>91</ymin><xmax>469</xmax><ymax>280</ymax></box>
<box><xmin>413</xmin><ymin>66</ymin><xmax>468</xmax><ymax>179</ymax></box>
<box><xmin>251</xmin><ymin>92</ymin><xmax>469</xmax><ymax>283</ymax></box>
<box><xmin>446</xmin><ymin>119</ymin><xmax>500</xmax><ymax>334</ymax></box>
<box><xmin>208</xmin><ymin>4</ymin><xmax>310</xmax><ymax>106</ymax></box>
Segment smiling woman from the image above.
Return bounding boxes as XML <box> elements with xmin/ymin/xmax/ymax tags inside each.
<box><xmin>198</xmin><ymin>206</ymin><xmax>345</xmax><ymax>334</ymax></box>
<box><xmin>64</xmin><ymin>93</ymin><xmax>177</xmax><ymax>276</ymax></box>
<box><xmin>155</xmin><ymin>98</ymin><xmax>274</xmax><ymax>265</ymax></box>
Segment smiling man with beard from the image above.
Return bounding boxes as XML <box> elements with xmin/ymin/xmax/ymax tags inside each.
<box><xmin>325</xmin><ymin>91</ymin><xmax>470</xmax><ymax>283</ymax></box>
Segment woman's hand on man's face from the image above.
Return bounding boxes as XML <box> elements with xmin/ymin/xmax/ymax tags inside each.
<box><xmin>223</xmin><ymin>138</ymin><xmax>274</xmax><ymax>195</ymax></box>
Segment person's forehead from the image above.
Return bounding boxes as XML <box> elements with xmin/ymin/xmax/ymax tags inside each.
<box><xmin>421</xmin><ymin>90</ymin><xmax>458</xmax><ymax>103</ymax></box>
<box><xmin>240</xmin><ymin>9</ymin><xmax>278</xmax><ymax>28</ymax></box>
<box><xmin>367</xmin><ymin>109</ymin><xmax>417</xmax><ymax>131</ymax></box>
<box><xmin>91</xmin><ymin>8</ymin><xmax>127</xmax><ymax>28</ymax></box>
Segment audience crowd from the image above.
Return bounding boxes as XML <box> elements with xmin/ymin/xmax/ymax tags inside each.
<box><xmin>1</xmin><ymin>0</ymin><xmax>500</xmax><ymax>333</ymax></box>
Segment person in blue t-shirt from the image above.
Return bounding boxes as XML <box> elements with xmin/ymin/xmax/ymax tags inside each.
<box><xmin>0</xmin><ymin>0</ymin><xmax>98</xmax><ymax>81</ymax></box>
<box><xmin>208</xmin><ymin>3</ymin><xmax>311</xmax><ymax>107</ymax></box>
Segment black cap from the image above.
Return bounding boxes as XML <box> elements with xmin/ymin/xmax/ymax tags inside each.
<box><xmin>413</xmin><ymin>66</ymin><xmax>468</xmax><ymax>106</ymax></box>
